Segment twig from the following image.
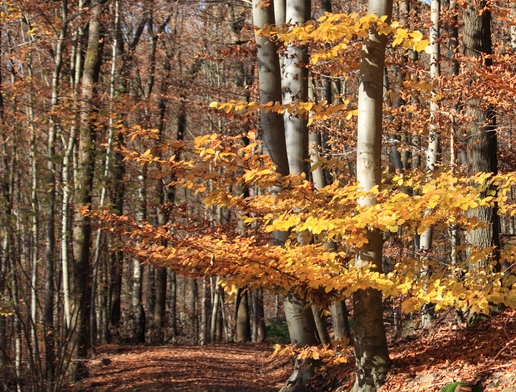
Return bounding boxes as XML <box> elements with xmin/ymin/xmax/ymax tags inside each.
<box><xmin>477</xmin><ymin>336</ymin><xmax>516</xmax><ymax>371</ymax></box>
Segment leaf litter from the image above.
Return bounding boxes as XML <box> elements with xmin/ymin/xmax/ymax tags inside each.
<box><xmin>78</xmin><ymin>310</ymin><xmax>516</xmax><ymax>391</ymax></box>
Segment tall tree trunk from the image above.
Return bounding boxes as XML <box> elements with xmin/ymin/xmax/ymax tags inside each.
<box><xmin>280</xmin><ymin>2</ymin><xmax>319</xmax><ymax>390</ymax></box>
<box><xmin>210</xmin><ymin>277</ymin><xmax>220</xmax><ymax>343</ymax></box>
<box><xmin>282</xmin><ymin>0</ymin><xmax>310</xmax><ymax>176</ymax></box>
<box><xmin>351</xmin><ymin>0</ymin><xmax>392</xmax><ymax>391</ymax></box>
<box><xmin>420</xmin><ymin>0</ymin><xmax>441</xmax><ymax>328</ymax></box>
<box><xmin>132</xmin><ymin>173</ymin><xmax>146</xmax><ymax>343</ymax></box>
<box><xmin>253</xmin><ymin>0</ymin><xmax>317</xmax><ymax>388</ymax></box>
<box><xmin>0</xmin><ymin>25</ymin><xmax>6</xmax><ymax>382</ymax></box>
<box><xmin>43</xmin><ymin>1</ymin><xmax>68</xmax><ymax>386</ymax></box>
<box><xmin>252</xmin><ymin>0</ymin><xmax>289</xmax><ymax>176</ymax></box>
<box><xmin>189</xmin><ymin>278</ymin><xmax>199</xmax><ymax>345</ymax></box>
<box><xmin>462</xmin><ymin>0</ymin><xmax>500</xmax><ymax>272</ymax></box>
<box><xmin>72</xmin><ymin>0</ymin><xmax>106</xmax><ymax>378</ymax></box>
<box><xmin>91</xmin><ymin>0</ymin><xmax>122</xmax><ymax>350</ymax></box>
<box><xmin>199</xmin><ymin>276</ymin><xmax>208</xmax><ymax>345</ymax></box>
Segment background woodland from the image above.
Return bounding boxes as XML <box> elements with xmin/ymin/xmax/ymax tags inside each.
<box><xmin>1</xmin><ymin>0</ymin><xmax>516</xmax><ymax>391</ymax></box>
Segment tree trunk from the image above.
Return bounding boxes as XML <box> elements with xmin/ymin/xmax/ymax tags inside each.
<box><xmin>71</xmin><ymin>0</ymin><xmax>106</xmax><ymax>379</ymax></box>
<box><xmin>282</xmin><ymin>0</ymin><xmax>310</xmax><ymax>176</ymax></box>
<box><xmin>210</xmin><ymin>277</ymin><xmax>220</xmax><ymax>343</ymax></box>
<box><xmin>153</xmin><ymin>267</ymin><xmax>167</xmax><ymax>337</ymax></box>
<box><xmin>169</xmin><ymin>270</ymin><xmax>178</xmax><ymax>341</ymax></box>
<box><xmin>311</xmin><ymin>305</ymin><xmax>330</xmax><ymax>345</ymax></box>
<box><xmin>252</xmin><ymin>289</ymin><xmax>266</xmax><ymax>342</ymax></box>
<box><xmin>253</xmin><ymin>0</ymin><xmax>317</xmax><ymax>388</ymax></box>
<box><xmin>235</xmin><ymin>288</ymin><xmax>251</xmax><ymax>342</ymax></box>
<box><xmin>252</xmin><ymin>0</ymin><xmax>289</xmax><ymax>175</ymax></box>
<box><xmin>351</xmin><ymin>0</ymin><xmax>392</xmax><ymax>390</ymax></box>
<box><xmin>331</xmin><ymin>300</ymin><xmax>351</xmax><ymax>341</ymax></box>
<box><xmin>189</xmin><ymin>278</ymin><xmax>199</xmax><ymax>345</ymax></box>
<box><xmin>420</xmin><ymin>0</ymin><xmax>441</xmax><ymax>329</ymax></box>
<box><xmin>462</xmin><ymin>2</ymin><xmax>498</xmax><ymax>239</ymax></box>
<box><xmin>200</xmin><ymin>276</ymin><xmax>209</xmax><ymax>345</ymax></box>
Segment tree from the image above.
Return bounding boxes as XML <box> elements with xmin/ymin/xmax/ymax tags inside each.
<box><xmin>462</xmin><ymin>0</ymin><xmax>500</xmax><ymax>271</ymax></box>
<box><xmin>72</xmin><ymin>0</ymin><xmax>108</xmax><ymax>377</ymax></box>
<box><xmin>253</xmin><ymin>0</ymin><xmax>318</xmax><ymax>388</ymax></box>
<box><xmin>351</xmin><ymin>0</ymin><xmax>392</xmax><ymax>390</ymax></box>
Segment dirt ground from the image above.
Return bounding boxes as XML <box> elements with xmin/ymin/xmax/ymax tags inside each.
<box><xmin>80</xmin><ymin>343</ymin><xmax>291</xmax><ymax>392</ymax></box>
<box><xmin>79</xmin><ymin>309</ymin><xmax>516</xmax><ymax>392</ymax></box>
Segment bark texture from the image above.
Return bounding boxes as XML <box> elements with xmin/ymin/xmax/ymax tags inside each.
<box><xmin>462</xmin><ymin>1</ymin><xmax>501</xmax><ymax>268</ymax></box>
<box><xmin>352</xmin><ymin>0</ymin><xmax>392</xmax><ymax>390</ymax></box>
<box><xmin>72</xmin><ymin>0</ymin><xmax>107</xmax><ymax>379</ymax></box>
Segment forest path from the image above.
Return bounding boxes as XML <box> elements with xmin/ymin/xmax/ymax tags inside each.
<box><xmin>81</xmin><ymin>343</ymin><xmax>291</xmax><ymax>392</ymax></box>
<box><xmin>80</xmin><ymin>310</ymin><xmax>516</xmax><ymax>391</ymax></box>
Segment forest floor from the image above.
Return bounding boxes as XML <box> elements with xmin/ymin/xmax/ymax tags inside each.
<box><xmin>79</xmin><ymin>309</ymin><xmax>516</xmax><ymax>392</ymax></box>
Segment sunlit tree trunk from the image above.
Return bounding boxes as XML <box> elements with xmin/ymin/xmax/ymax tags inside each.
<box><xmin>281</xmin><ymin>1</ymin><xmax>319</xmax><ymax>389</ymax></box>
<box><xmin>42</xmin><ymin>1</ymin><xmax>69</xmax><ymax>386</ymax></box>
<box><xmin>132</xmin><ymin>171</ymin><xmax>146</xmax><ymax>343</ymax></box>
<box><xmin>199</xmin><ymin>276</ymin><xmax>208</xmax><ymax>345</ymax></box>
<box><xmin>252</xmin><ymin>0</ymin><xmax>289</xmax><ymax>175</ymax></box>
<box><xmin>282</xmin><ymin>0</ymin><xmax>310</xmax><ymax>176</ymax></box>
<box><xmin>253</xmin><ymin>0</ymin><xmax>317</xmax><ymax>388</ymax></box>
<box><xmin>62</xmin><ymin>0</ymin><xmax>87</xmax><ymax>336</ymax></box>
<box><xmin>420</xmin><ymin>0</ymin><xmax>441</xmax><ymax>328</ymax></box>
<box><xmin>351</xmin><ymin>0</ymin><xmax>392</xmax><ymax>390</ymax></box>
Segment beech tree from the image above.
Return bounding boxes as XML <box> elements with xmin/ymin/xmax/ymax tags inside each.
<box><xmin>351</xmin><ymin>0</ymin><xmax>392</xmax><ymax>389</ymax></box>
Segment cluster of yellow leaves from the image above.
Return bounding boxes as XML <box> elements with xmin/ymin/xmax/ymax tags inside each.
<box><xmin>260</xmin><ymin>12</ymin><xmax>429</xmax><ymax>65</ymax></box>
<box><xmin>209</xmin><ymin>99</ymin><xmax>357</xmax><ymax>125</ymax></box>
<box><xmin>215</xmin><ymin>12</ymin><xmax>430</xmax><ymax>124</ymax></box>
<box><xmin>270</xmin><ymin>341</ymin><xmax>348</xmax><ymax>367</ymax></box>
<box><xmin>104</xmin><ymin>132</ymin><xmax>516</xmax><ymax>315</ymax></box>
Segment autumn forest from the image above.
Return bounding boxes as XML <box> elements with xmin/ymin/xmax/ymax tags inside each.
<box><xmin>1</xmin><ymin>0</ymin><xmax>516</xmax><ymax>391</ymax></box>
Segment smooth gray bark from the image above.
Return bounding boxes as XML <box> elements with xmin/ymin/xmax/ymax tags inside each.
<box><xmin>351</xmin><ymin>0</ymin><xmax>392</xmax><ymax>390</ymax></box>
<box><xmin>253</xmin><ymin>0</ymin><xmax>317</xmax><ymax>388</ymax></box>
<box><xmin>252</xmin><ymin>0</ymin><xmax>289</xmax><ymax>175</ymax></box>
<box><xmin>420</xmin><ymin>0</ymin><xmax>441</xmax><ymax>329</ymax></box>
<box><xmin>282</xmin><ymin>0</ymin><xmax>310</xmax><ymax>176</ymax></box>
<box><xmin>331</xmin><ymin>300</ymin><xmax>351</xmax><ymax>340</ymax></box>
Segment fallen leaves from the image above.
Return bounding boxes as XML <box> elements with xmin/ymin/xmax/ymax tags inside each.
<box><xmin>79</xmin><ymin>343</ymin><xmax>291</xmax><ymax>392</ymax></box>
